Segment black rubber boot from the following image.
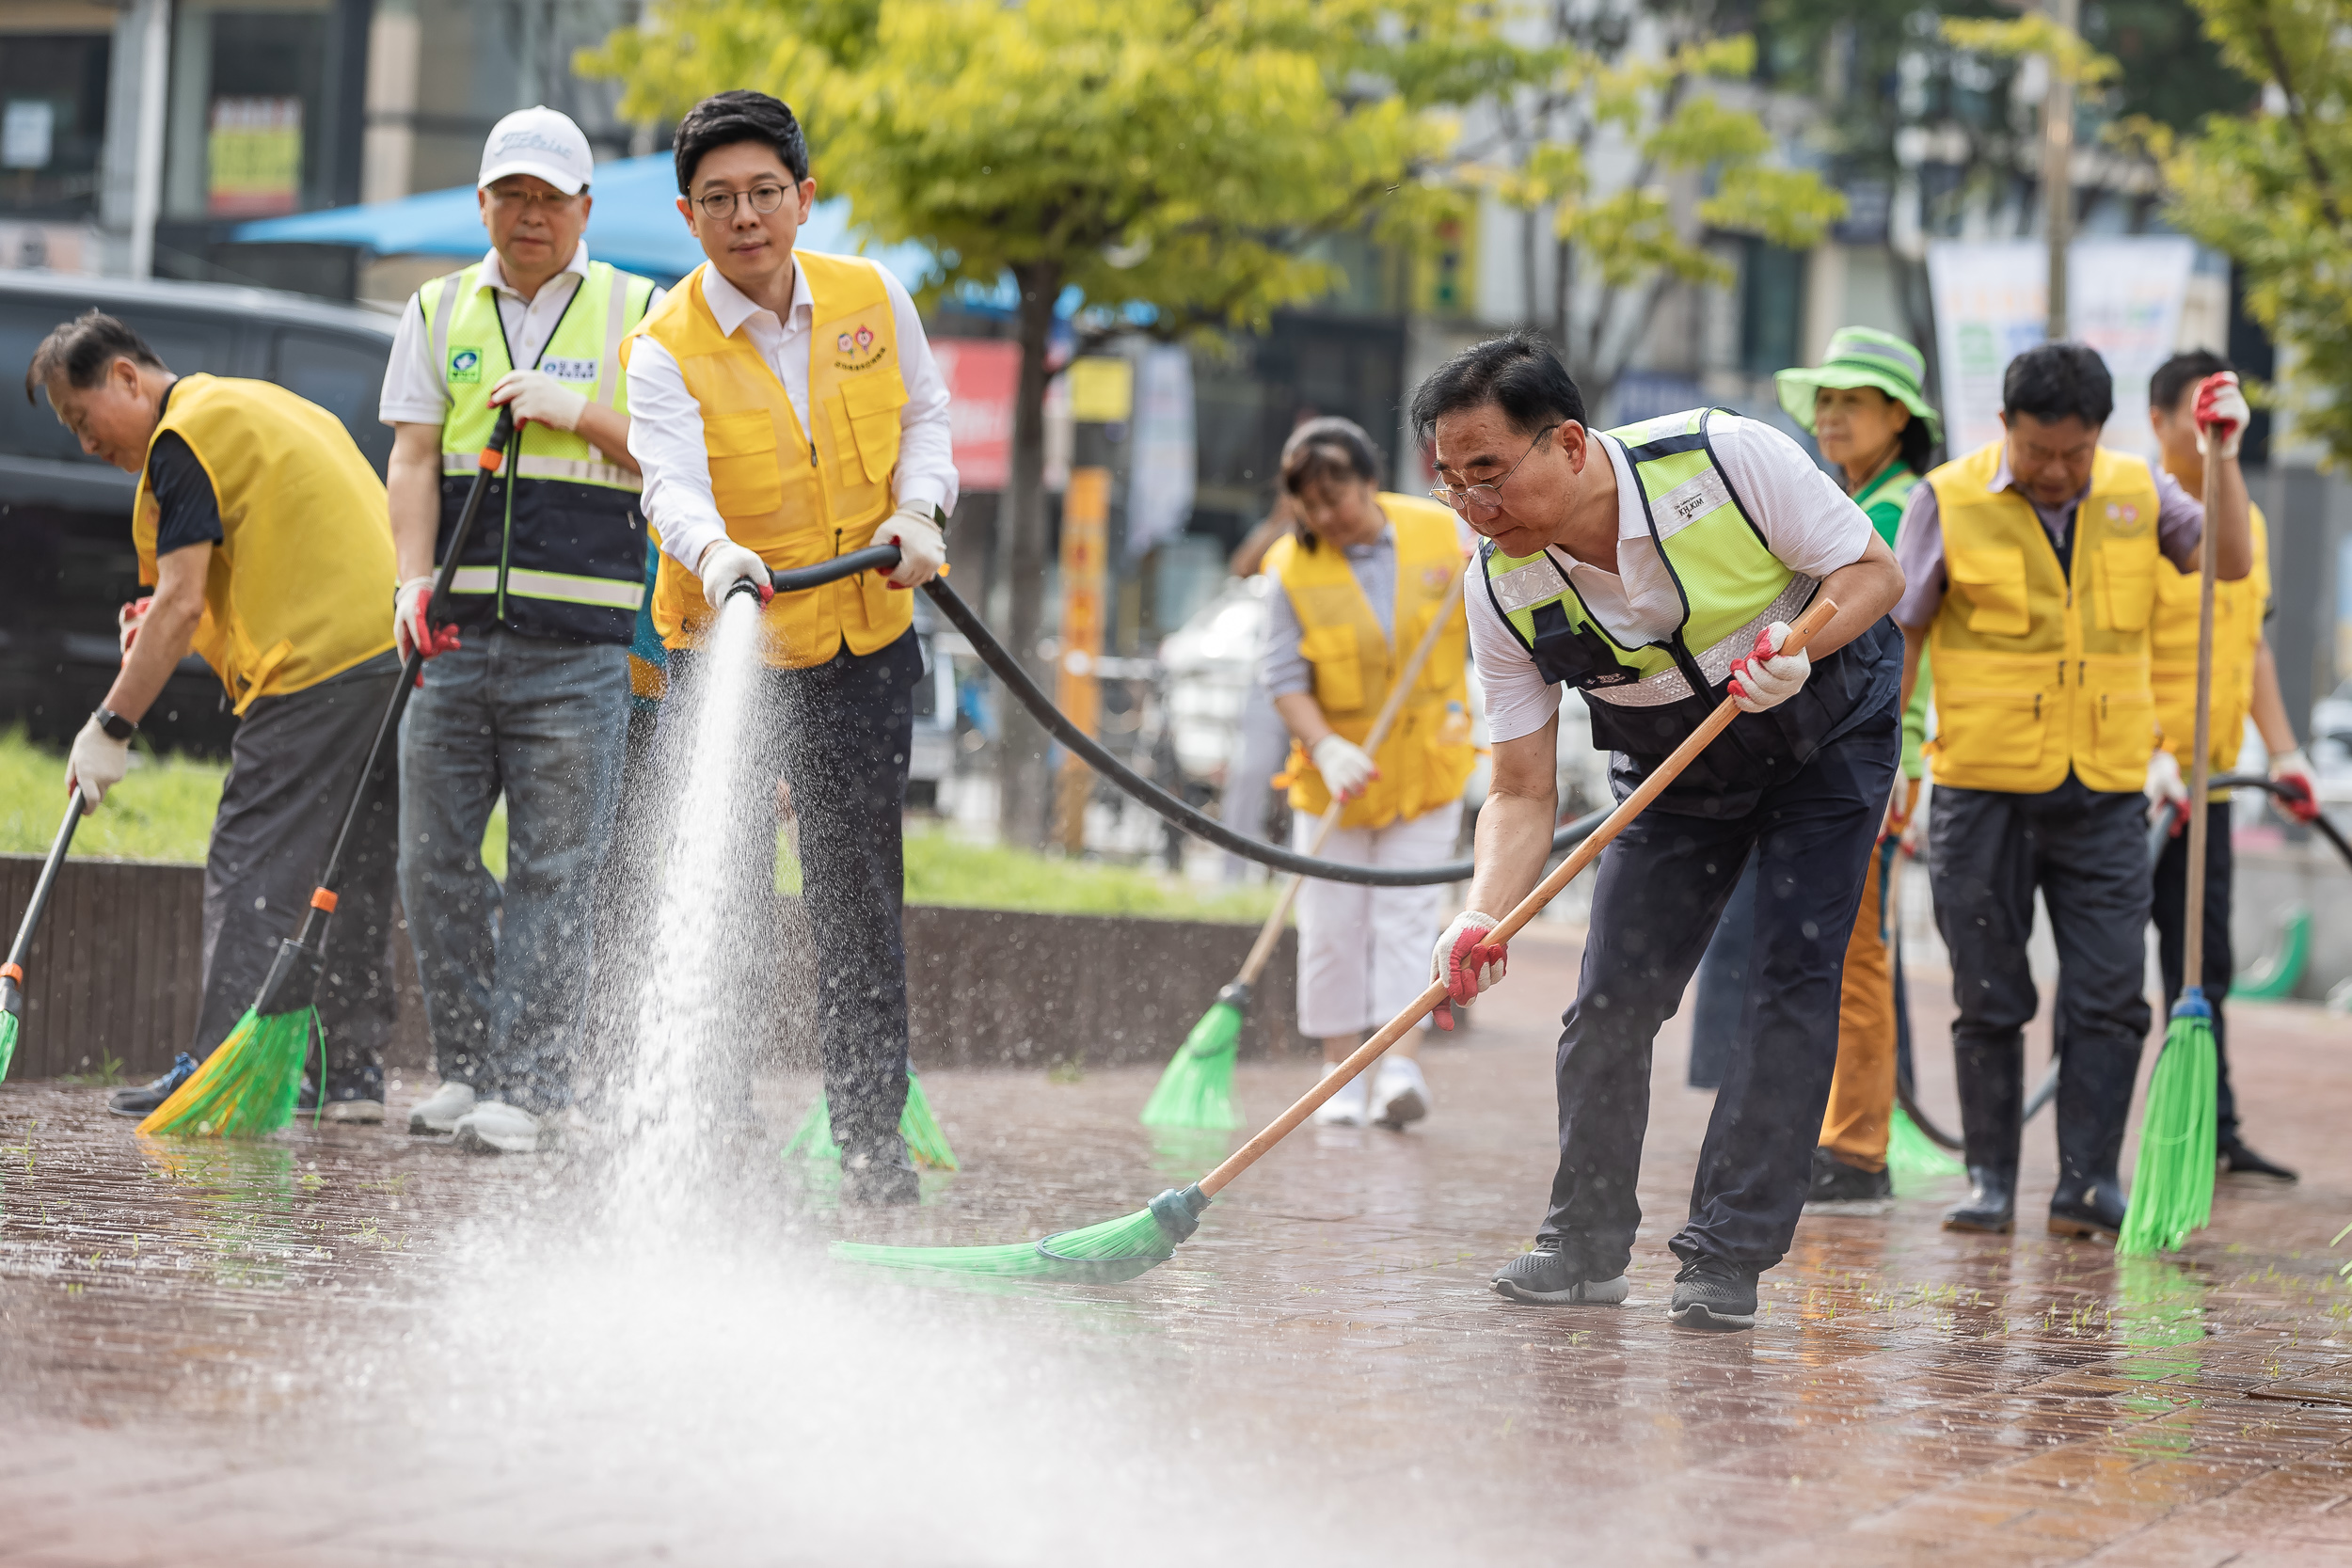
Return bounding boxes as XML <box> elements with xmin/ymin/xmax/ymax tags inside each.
<box><xmin>1943</xmin><ymin>1165</ymin><xmax>2017</xmax><ymax>1233</ymax></box>
<box><xmin>2219</xmin><ymin>1139</ymin><xmax>2298</xmax><ymax>1182</ymax></box>
<box><xmin>842</xmin><ymin>1140</ymin><xmax>920</xmax><ymax>1207</ymax></box>
<box><xmin>1944</xmin><ymin>1037</ymin><xmax>2023</xmax><ymax>1233</ymax></box>
<box><xmin>2047</xmin><ymin>1175</ymin><xmax>2128</xmax><ymax>1241</ymax></box>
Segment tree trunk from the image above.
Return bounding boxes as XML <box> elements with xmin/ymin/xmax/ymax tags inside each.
<box><xmin>996</xmin><ymin>259</ymin><xmax>1062</xmax><ymax>850</ymax></box>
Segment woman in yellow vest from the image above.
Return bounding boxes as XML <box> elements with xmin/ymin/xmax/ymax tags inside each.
<box><xmin>27</xmin><ymin>311</ymin><xmax>403</xmax><ymax>1122</ymax></box>
<box><xmin>622</xmin><ymin>92</ymin><xmax>957</xmax><ymax>1207</ymax></box>
<box><xmin>2142</xmin><ymin>351</ymin><xmax>2306</xmax><ymax>1183</ymax></box>
<box><xmin>1258</xmin><ymin>418</ymin><xmax>1476</xmax><ymax>1130</ymax></box>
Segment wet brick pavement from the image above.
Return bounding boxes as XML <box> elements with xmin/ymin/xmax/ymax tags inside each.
<box><xmin>0</xmin><ymin>924</ymin><xmax>2346</xmax><ymax>1566</ymax></box>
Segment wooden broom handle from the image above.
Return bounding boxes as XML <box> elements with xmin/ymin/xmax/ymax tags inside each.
<box><xmin>1232</xmin><ymin>572</ymin><xmax>1469</xmax><ymax>989</ymax></box>
<box><xmin>2182</xmin><ymin>455</ymin><xmax>2222</xmax><ymax>990</ymax></box>
<box><xmin>1198</xmin><ymin>594</ymin><xmax>1841</xmax><ymax>1197</ymax></box>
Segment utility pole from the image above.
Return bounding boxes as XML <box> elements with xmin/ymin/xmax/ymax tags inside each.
<box><xmin>2042</xmin><ymin>0</ymin><xmax>2077</xmax><ymax>342</ymax></box>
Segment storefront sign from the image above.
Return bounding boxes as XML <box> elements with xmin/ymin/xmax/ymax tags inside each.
<box><xmin>929</xmin><ymin>338</ymin><xmax>1020</xmax><ymax>492</ymax></box>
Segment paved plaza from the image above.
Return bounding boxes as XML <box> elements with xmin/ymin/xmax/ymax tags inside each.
<box><xmin>0</xmin><ymin>925</ymin><xmax>2346</xmax><ymax>1566</ymax></box>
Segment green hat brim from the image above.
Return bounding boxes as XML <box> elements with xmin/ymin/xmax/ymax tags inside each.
<box><xmin>1774</xmin><ymin>364</ymin><xmax>1943</xmax><ymax>442</ymax></box>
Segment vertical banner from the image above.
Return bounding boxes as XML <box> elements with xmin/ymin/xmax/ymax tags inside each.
<box><xmin>208</xmin><ymin>97</ymin><xmax>303</xmax><ymax>216</ymax></box>
<box><xmin>1125</xmin><ymin>345</ymin><xmax>1196</xmax><ymax>561</ymax></box>
<box><xmin>1927</xmin><ymin>237</ymin><xmax>2196</xmax><ymax>462</ymax></box>
<box><xmin>929</xmin><ymin>339</ymin><xmax>1021</xmax><ymax>492</ymax></box>
<box><xmin>1053</xmin><ymin>467</ymin><xmax>1111</xmax><ymax>848</ymax></box>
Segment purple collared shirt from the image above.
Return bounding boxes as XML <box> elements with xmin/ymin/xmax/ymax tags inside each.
<box><xmin>1892</xmin><ymin>446</ymin><xmax>2203</xmax><ymax>629</ymax></box>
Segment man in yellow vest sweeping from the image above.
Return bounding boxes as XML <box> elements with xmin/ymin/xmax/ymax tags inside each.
<box><xmin>24</xmin><ymin>312</ymin><xmax>402</xmax><ymax>1120</ymax></box>
<box><xmin>2141</xmin><ymin>350</ymin><xmax>2305</xmax><ymax>1183</ymax></box>
<box><xmin>1416</xmin><ymin>332</ymin><xmax>1907</xmax><ymax>1331</ymax></box>
<box><xmin>1893</xmin><ymin>342</ymin><xmax>2253</xmax><ymax>1240</ymax></box>
<box><xmin>379</xmin><ymin>107</ymin><xmax>661</xmax><ymax>1151</ymax></box>
<box><xmin>622</xmin><ymin>91</ymin><xmax>955</xmax><ymax>1206</ymax></box>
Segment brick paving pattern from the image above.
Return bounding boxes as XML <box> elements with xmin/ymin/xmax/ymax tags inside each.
<box><xmin>0</xmin><ymin>926</ymin><xmax>2345</xmax><ymax>1565</ymax></box>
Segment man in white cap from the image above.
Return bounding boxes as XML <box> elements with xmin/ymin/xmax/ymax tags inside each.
<box><xmin>378</xmin><ymin>106</ymin><xmax>663</xmax><ymax>1152</ymax></box>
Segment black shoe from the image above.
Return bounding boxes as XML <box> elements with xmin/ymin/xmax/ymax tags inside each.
<box><xmin>841</xmin><ymin>1143</ymin><xmax>920</xmax><ymax>1207</ymax></box>
<box><xmin>2219</xmin><ymin>1139</ymin><xmax>2298</xmax><ymax>1182</ymax></box>
<box><xmin>1489</xmin><ymin>1240</ymin><xmax>1630</xmax><ymax>1306</ymax></box>
<box><xmin>1942</xmin><ymin>1165</ymin><xmax>2016</xmax><ymax>1233</ymax></box>
<box><xmin>1668</xmin><ymin>1253</ymin><xmax>1758</xmax><ymax>1331</ymax></box>
<box><xmin>107</xmin><ymin>1053</ymin><xmax>199</xmax><ymax>1117</ymax></box>
<box><xmin>2048</xmin><ymin>1176</ymin><xmax>2128</xmax><ymax>1241</ymax></box>
<box><xmin>1805</xmin><ymin>1148</ymin><xmax>1894</xmax><ymax>1215</ymax></box>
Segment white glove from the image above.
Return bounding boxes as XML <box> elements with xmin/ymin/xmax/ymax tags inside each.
<box><xmin>393</xmin><ymin>574</ymin><xmax>463</xmax><ymax>662</ymax></box>
<box><xmin>1727</xmin><ymin>621</ymin><xmax>1810</xmax><ymax>713</ymax></box>
<box><xmin>2145</xmin><ymin>747</ymin><xmax>2189</xmax><ymax>827</ymax></box>
<box><xmin>697</xmin><ymin>540</ymin><xmax>772</xmax><ymax>610</ymax></box>
<box><xmin>1311</xmin><ymin>734</ymin><xmax>1379</xmax><ymax>800</ymax></box>
<box><xmin>2269</xmin><ymin>746</ymin><xmax>2321</xmax><ymax>823</ymax></box>
<box><xmin>870</xmin><ymin>504</ymin><xmax>946</xmax><ymax>589</ymax></box>
<box><xmin>2194</xmin><ymin>372</ymin><xmax>2250</xmax><ymax>462</ymax></box>
<box><xmin>487</xmin><ymin>369</ymin><xmax>588</xmax><ymax>433</ymax></box>
<box><xmin>66</xmin><ymin>715</ymin><xmax>130</xmax><ymax>814</ymax></box>
<box><xmin>1429</xmin><ymin>910</ymin><xmax>1504</xmax><ymax>1032</ymax></box>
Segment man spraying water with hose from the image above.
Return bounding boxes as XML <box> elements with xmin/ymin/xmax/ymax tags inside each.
<box><xmin>622</xmin><ymin>91</ymin><xmax>955</xmax><ymax>1206</ymax></box>
<box><xmin>1416</xmin><ymin>333</ymin><xmax>1906</xmax><ymax>1330</ymax></box>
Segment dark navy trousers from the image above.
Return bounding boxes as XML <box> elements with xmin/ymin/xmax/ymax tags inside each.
<box><xmin>1540</xmin><ymin>702</ymin><xmax>1897</xmax><ymax>1278</ymax></box>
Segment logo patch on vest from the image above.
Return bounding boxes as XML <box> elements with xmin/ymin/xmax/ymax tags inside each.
<box><xmin>1654</xmin><ymin>466</ymin><xmax>1732</xmax><ymax>536</ymax></box>
<box><xmin>541</xmin><ymin>356</ymin><xmax>597</xmax><ymax>383</ymax></box>
<box><xmin>1489</xmin><ymin>554</ymin><xmax>1570</xmax><ymax>616</ymax></box>
<box><xmin>448</xmin><ymin>347</ymin><xmax>482</xmax><ymax>383</ymax></box>
<box><xmin>2104</xmin><ymin>500</ymin><xmax>2146</xmax><ymax>535</ymax></box>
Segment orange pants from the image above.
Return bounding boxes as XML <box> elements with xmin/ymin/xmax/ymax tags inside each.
<box><xmin>1819</xmin><ymin>844</ymin><xmax>1897</xmax><ymax>1170</ymax></box>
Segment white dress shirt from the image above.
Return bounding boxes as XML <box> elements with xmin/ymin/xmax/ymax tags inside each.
<box><xmin>1466</xmin><ymin>414</ymin><xmax>1877</xmax><ymax>744</ymax></box>
<box><xmin>379</xmin><ymin>244</ymin><xmax>660</xmax><ymax>424</ymax></box>
<box><xmin>625</xmin><ymin>256</ymin><xmax>958</xmax><ymax>576</ymax></box>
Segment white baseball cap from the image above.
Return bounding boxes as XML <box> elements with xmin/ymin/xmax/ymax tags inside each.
<box><xmin>478</xmin><ymin>106</ymin><xmax>594</xmax><ymax>195</ymax></box>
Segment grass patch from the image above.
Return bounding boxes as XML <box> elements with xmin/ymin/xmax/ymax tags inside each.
<box><xmin>775</xmin><ymin>825</ymin><xmax>1279</xmax><ymax>923</ymax></box>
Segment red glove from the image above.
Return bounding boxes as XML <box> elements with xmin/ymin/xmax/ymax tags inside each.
<box><xmin>2270</xmin><ymin>748</ymin><xmax>2321</xmax><ymax>823</ymax></box>
<box><xmin>118</xmin><ymin>596</ymin><xmax>154</xmax><ymax>657</ymax></box>
<box><xmin>2194</xmin><ymin>372</ymin><xmax>2249</xmax><ymax>462</ymax></box>
<box><xmin>395</xmin><ymin>575</ymin><xmax>462</xmax><ymax>664</ymax></box>
<box><xmin>1429</xmin><ymin>910</ymin><xmax>1505</xmax><ymax>1031</ymax></box>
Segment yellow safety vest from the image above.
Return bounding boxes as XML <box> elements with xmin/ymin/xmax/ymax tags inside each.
<box><xmin>132</xmin><ymin>373</ymin><xmax>395</xmax><ymax>714</ymax></box>
<box><xmin>1924</xmin><ymin>441</ymin><xmax>2161</xmax><ymax>794</ymax></box>
<box><xmin>2152</xmin><ymin>500</ymin><xmax>2270</xmax><ymax>793</ymax></box>
<box><xmin>623</xmin><ymin>252</ymin><xmax>914</xmax><ymax>670</ymax></box>
<box><xmin>1266</xmin><ymin>494</ymin><xmax>1476</xmax><ymax>830</ymax></box>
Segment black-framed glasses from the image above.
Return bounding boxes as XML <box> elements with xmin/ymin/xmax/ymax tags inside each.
<box><xmin>694</xmin><ymin>183</ymin><xmax>793</xmax><ymax>220</ymax></box>
<box><xmin>1431</xmin><ymin>423</ymin><xmax>1562</xmax><ymax>519</ymax></box>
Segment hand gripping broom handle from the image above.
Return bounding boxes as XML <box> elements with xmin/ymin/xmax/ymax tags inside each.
<box><xmin>1195</xmin><ymin>594</ymin><xmax>1841</xmax><ymax>1200</ymax></box>
<box><xmin>1232</xmin><ymin>573</ymin><xmax>1470</xmax><ymax>989</ymax></box>
<box><xmin>2182</xmin><ymin>456</ymin><xmax>2222</xmax><ymax>996</ymax></box>
<box><xmin>1</xmin><ymin>792</ymin><xmax>81</xmax><ymax>1016</ymax></box>
<box><xmin>293</xmin><ymin>406</ymin><xmax>516</xmax><ymax>950</ymax></box>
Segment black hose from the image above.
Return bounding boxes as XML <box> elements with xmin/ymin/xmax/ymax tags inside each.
<box><xmin>751</xmin><ymin>548</ymin><xmax>1605</xmax><ymax>885</ymax></box>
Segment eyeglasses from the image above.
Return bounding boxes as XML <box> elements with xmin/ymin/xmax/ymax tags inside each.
<box><xmin>694</xmin><ymin>183</ymin><xmax>794</xmax><ymax>220</ymax></box>
<box><xmin>1430</xmin><ymin>424</ymin><xmax>1562</xmax><ymax>519</ymax></box>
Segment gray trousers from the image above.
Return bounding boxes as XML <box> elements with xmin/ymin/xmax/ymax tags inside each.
<box><xmin>193</xmin><ymin>652</ymin><xmax>402</xmax><ymax>1085</ymax></box>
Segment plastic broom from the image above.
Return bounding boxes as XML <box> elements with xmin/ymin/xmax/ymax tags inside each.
<box><xmin>1142</xmin><ymin>573</ymin><xmax>1468</xmax><ymax>1131</ymax></box>
<box><xmin>784</xmin><ymin>1069</ymin><xmax>960</xmax><ymax>1169</ymax></box>
<box><xmin>834</xmin><ymin>597</ymin><xmax>1844</xmax><ymax>1280</ymax></box>
<box><xmin>2120</xmin><ymin>443</ymin><xmax>2227</xmax><ymax>1255</ymax></box>
<box><xmin>141</xmin><ymin>408</ymin><xmax>516</xmax><ymax>1138</ymax></box>
<box><xmin>1</xmin><ymin>793</ymin><xmax>81</xmax><ymax>1082</ymax></box>
<box><xmin>1873</xmin><ymin>838</ymin><xmax>1962</xmax><ymax>1185</ymax></box>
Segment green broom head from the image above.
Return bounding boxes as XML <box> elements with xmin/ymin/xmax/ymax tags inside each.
<box><xmin>1884</xmin><ymin>1104</ymin><xmax>1964</xmax><ymax>1188</ymax></box>
<box><xmin>781</xmin><ymin>1072</ymin><xmax>959</xmax><ymax>1169</ymax></box>
<box><xmin>1139</xmin><ymin>982</ymin><xmax>1247</xmax><ymax>1130</ymax></box>
<box><xmin>2120</xmin><ymin>989</ymin><xmax>2220</xmax><ymax>1257</ymax></box>
<box><xmin>831</xmin><ymin>1182</ymin><xmax>1208</xmax><ymax>1283</ymax></box>
<box><xmin>139</xmin><ymin>937</ymin><xmax>320</xmax><ymax>1138</ymax></box>
<box><xmin>0</xmin><ymin>973</ymin><xmax>22</xmax><ymax>1083</ymax></box>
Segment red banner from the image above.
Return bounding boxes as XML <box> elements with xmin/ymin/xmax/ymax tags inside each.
<box><xmin>930</xmin><ymin>338</ymin><xmax>1021</xmax><ymax>493</ymax></box>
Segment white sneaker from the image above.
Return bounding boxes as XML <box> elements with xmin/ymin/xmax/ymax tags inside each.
<box><xmin>322</xmin><ymin>1099</ymin><xmax>384</xmax><ymax>1125</ymax></box>
<box><xmin>407</xmin><ymin>1081</ymin><xmax>476</xmax><ymax>1135</ymax></box>
<box><xmin>451</xmin><ymin>1101</ymin><xmax>544</xmax><ymax>1155</ymax></box>
<box><xmin>1374</xmin><ymin>1057</ymin><xmax>1429</xmax><ymax>1130</ymax></box>
<box><xmin>1311</xmin><ymin>1062</ymin><xmax>1371</xmax><ymax>1127</ymax></box>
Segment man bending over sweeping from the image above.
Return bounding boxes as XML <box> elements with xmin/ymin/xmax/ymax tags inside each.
<box><xmin>1416</xmin><ymin>333</ymin><xmax>1905</xmax><ymax>1331</ymax></box>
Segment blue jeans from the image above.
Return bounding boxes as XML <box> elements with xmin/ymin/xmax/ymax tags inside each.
<box><xmin>398</xmin><ymin>626</ymin><xmax>628</xmax><ymax>1110</ymax></box>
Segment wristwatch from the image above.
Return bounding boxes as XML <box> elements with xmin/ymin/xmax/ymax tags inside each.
<box><xmin>93</xmin><ymin>706</ymin><xmax>137</xmax><ymax>741</ymax></box>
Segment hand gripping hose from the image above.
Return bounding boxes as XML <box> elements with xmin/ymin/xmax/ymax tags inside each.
<box><xmin>739</xmin><ymin>545</ymin><xmax>1605</xmax><ymax>886</ymax></box>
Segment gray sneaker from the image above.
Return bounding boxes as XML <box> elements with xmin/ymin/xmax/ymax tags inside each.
<box><xmin>1667</xmin><ymin>1254</ymin><xmax>1758</xmax><ymax>1331</ymax></box>
<box><xmin>1490</xmin><ymin>1242</ymin><xmax>1630</xmax><ymax>1306</ymax></box>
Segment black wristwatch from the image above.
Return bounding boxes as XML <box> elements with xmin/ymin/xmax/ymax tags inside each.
<box><xmin>94</xmin><ymin>706</ymin><xmax>137</xmax><ymax>741</ymax></box>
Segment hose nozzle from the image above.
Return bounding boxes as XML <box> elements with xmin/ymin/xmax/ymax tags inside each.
<box><xmin>723</xmin><ymin>576</ymin><xmax>766</xmax><ymax>606</ymax></box>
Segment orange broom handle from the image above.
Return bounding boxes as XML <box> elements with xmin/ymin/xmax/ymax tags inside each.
<box><xmin>1197</xmin><ymin>594</ymin><xmax>1841</xmax><ymax>1198</ymax></box>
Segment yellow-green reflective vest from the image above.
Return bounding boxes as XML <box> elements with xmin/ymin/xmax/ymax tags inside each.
<box><xmin>1477</xmin><ymin>408</ymin><xmax>1899</xmax><ymax>816</ymax></box>
<box><xmin>422</xmin><ymin>259</ymin><xmax>658</xmax><ymax>645</ymax></box>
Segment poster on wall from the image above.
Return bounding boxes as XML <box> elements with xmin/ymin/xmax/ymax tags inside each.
<box><xmin>1925</xmin><ymin>237</ymin><xmax>2196</xmax><ymax>463</ymax></box>
<box><xmin>929</xmin><ymin>338</ymin><xmax>1020</xmax><ymax>492</ymax></box>
<box><xmin>209</xmin><ymin>97</ymin><xmax>303</xmax><ymax>216</ymax></box>
<box><xmin>1125</xmin><ymin>345</ymin><xmax>1196</xmax><ymax>562</ymax></box>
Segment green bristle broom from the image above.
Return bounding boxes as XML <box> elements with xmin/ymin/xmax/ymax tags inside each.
<box><xmin>784</xmin><ymin>1069</ymin><xmax>959</xmax><ymax>1169</ymax></box>
<box><xmin>2</xmin><ymin>793</ymin><xmax>81</xmax><ymax>1082</ymax></box>
<box><xmin>837</xmin><ymin>599</ymin><xmax>1843</xmax><ymax>1281</ymax></box>
<box><xmin>143</xmin><ymin>408</ymin><xmax>516</xmax><ymax>1139</ymax></box>
<box><xmin>1884</xmin><ymin>1104</ymin><xmax>1963</xmax><ymax>1186</ymax></box>
<box><xmin>1140</xmin><ymin>574</ymin><xmax>1465</xmax><ymax>1131</ymax></box>
<box><xmin>2121</xmin><ymin>436</ymin><xmax>2229</xmax><ymax>1256</ymax></box>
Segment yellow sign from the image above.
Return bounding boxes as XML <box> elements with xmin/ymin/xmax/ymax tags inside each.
<box><xmin>1068</xmin><ymin>356</ymin><xmax>1134</xmax><ymax>423</ymax></box>
<box><xmin>1053</xmin><ymin>466</ymin><xmax>1112</xmax><ymax>847</ymax></box>
<box><xmin>209</xmin><ymin>97</ymin><xmax>302</xmax><ymax>217</ymax></box>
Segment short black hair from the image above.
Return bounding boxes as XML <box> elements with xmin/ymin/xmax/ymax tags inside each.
<box><xmin>1280</xmin><ymin>416</ymin><xmax>1382</xmax><ymax>497</ymax></box>
<box><xmin>1408</xmin><ymin>329</ymin><xmax>1587</xmax><ymax>444</ymax></box>
<box><xmin>2150</xmin><ymin>349</ymin><xmax>2233</xmax><ymax>418</ymax></box>
<box><xmin>2002</xmin><ymin>341</ymin><xmax>2113</xmax><ymax>428</ymax></box>
<box><xmin>24</xmin><ymin>309</ymin><xmax>167</xmax><ymax>404</ymax></box>
<box><xmin>674</xmin><ymin>90</ymin><xmax>809</xmax><ymax>193</ymax></box>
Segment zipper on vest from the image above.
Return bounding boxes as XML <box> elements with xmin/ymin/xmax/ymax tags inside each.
<box><xmin>809</xmin><ymin>436</ymin><xmax>818</xmax><ymax>468</ymax></box>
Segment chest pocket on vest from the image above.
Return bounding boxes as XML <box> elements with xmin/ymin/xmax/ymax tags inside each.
<box><xmin>834</xmin><ymin>377</ymin><xmax>908</xmax><ymax>486</ymax></box>
<box><xmin>1299</xmin><ymin>623</ymin><xmax>1365</xmax><ymax>712</ymax></box>
<box><xmin>2093</xmin><ymin>543</ymin><xmax>2154</xmax><ymax>633</ymax></box>
<box><xmin>1529</xmin><ymin>602</ymin><xmax>1643</xmax><ymax>691</ymax></box>
<box><xmin>706</xmin><ymin>410</ymin><xmax>783</xmax><ymax>515</ymax></box>
<box><xmin>1948</xmin><ymin>546</ymin><xmax>2030</xmax><ymax>638</ymax></box>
